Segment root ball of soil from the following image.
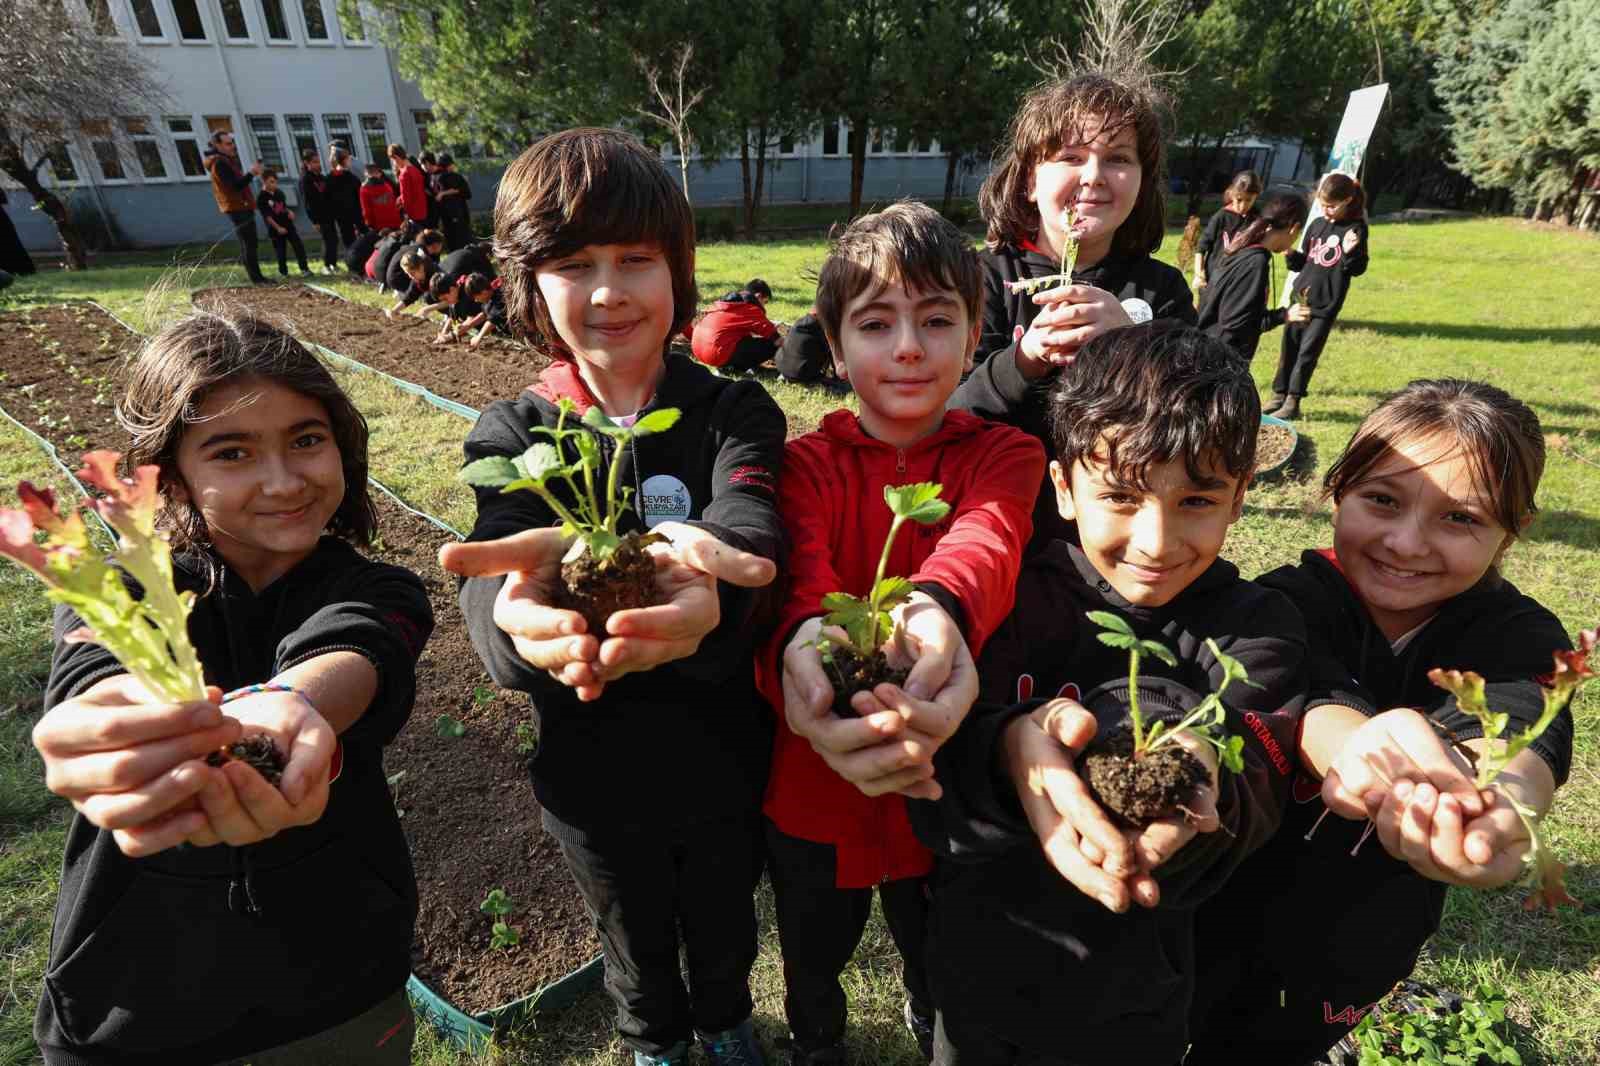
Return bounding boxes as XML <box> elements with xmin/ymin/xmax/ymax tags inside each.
<box><xmin>206</xmin><ymin>734</ymin><xmax>287</xmax><ymax>786</ymax></box>
<box><xmin>555</xmin><ymin>531</ymin><xmax>663</xmax><ymax>638</ymax></box>
<box><xmin>825</xmin><ymin>647</ymin><xmax>911</xmax><ymax>717</ymax></box>
<box><xmin>1081</xmin><ymin>726</ymin><xmax>1209</xmax><ymax>828</ymax></box>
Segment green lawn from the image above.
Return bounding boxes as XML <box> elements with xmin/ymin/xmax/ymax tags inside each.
<box><xmin>1</xmin><ymin>215</ymin><xmax>1597</xmax><ymax>1064</ymax></box>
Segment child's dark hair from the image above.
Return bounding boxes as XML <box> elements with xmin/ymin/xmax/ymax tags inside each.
<box><xmin>400</xmin><ymin>249</ymin><xmax>429</xmax><ymax>273</ymax></box>
<box><xmin>365</xmin><ymin>161</ymin><xmax>383</xmax><ymax>173</ymax></box>
<box><xmin>1225</xmin><ymin>192</ymin><xmax>1308</xmax><ymax>254</ymax></box>
<box><xmin>419</xmin><ymin>151</ymin><xmax>436</xmax><ymax>166</ymax></box>
<box><xmin>462</xmin><ymin>271</ymin><xmax>493</xmax><ymax>298</ymax></box>
<box><xmin>1323</xmin><ymin>379</ymin><xmax>1544</xmax><ymax>539</ymax></box>
<box><xmin>979</xmin><ymin>74</ymin><xmax>1167</xmax><ymax>257</ymax></box>
<box><xmin>813</xmin><ymin>200</ymin><xmax>982</xmax><ymax>350</ymax></box>
<box><xmin>1317</xmin><ymin>173</ymin><xmax>1365</xmax><ymax>220</ymax></box>
<box><xmin>301</xmin><ymin>147</ymin><xmax>318</xmax><ymax>164</ymax></box>
<box><xmin>260</xmin><ymin>169</ymin><xmax>278</xmax><ymax>182</ymax></box>
<box><xmin>118</xmin><ymin>308</ymin><xmax>377</xmax><ymax>566</ymax></box>
<box><xmin>745</xmin><ymin>278</ymin><xmax>773</xmax><ymax>300</ymax></box>
<box><xmin>1225</xmin><ymin>170</ymin><xmax>1262</xmax><ymax>208</ymax></box>
<box><xmin>418</xmin><ymin>228</ymin><xmax>444</xmax><ymax>249</ymax></box>
<box><xmin>1049</xmin><ymin>325</ymin><xmax>1260</xmax><ymax>488</ymax></box>
<box><xmin>493</xmin><ymin>127</ymin><xmax>697</xmax><ymax>357</ymax></box>
<box><xmin>428</xmin><ymin>272</ymin><xmax>458</xmax><ymax>300</ymax></box>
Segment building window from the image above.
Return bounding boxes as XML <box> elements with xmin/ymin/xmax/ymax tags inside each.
<box><xmin>122</xmin><ymin>117</ymin><xmax>168</xmax><ymax>179</ymax></box>
<box><xmin>822</xmin><ymin>120</ymin><xmax>838</xmax><ymax>157</ymax></box>
<box><xmin>338</xmin><ymin>0</ymin><xmax>364</xmax><ymax>40</ymax></box>
<box><xmin>260</xmin><ymin>0</ymin><xmax>290</xmax><ymax>39</ymax></box>
<box><xmin>360</xmin><ymin>114</ymin><xmax>388</xmax><ymax>167</ymax></box>
<box><xmin>82</xmin><ymin>120</ymin><xmax>126</xmax><ymax>181</ymax></box>
<box><xmin>46</xmin><ymin>143</ymin><xmax>80</xmax><ymax>184</ymax></box>
<box><xmin>322</xmin><ymin>113</ymin><xmax>354</xmax><ymax>159</ymax></box>
<box><xmin>284</xmin><ymin>115</ymin><xmax>318</xmax><ymax>166</ymax></box>
<box><xmin>412</xmin><ymin>110</ymin><xmax>433</xmax><ymax>149</ymax></box>
<box><xmin>218</xmin><ymin>0</ymin><xmax>249</xmax><ymax>38</ymax></box>
<box><xmin>247</xmin><ymin>115</ymin><xmax>285</xmax><ymax>171</ymax></box>
<box><xmin>129</xmin><ymin>0</ymin><xmax>163</xmax><ymax>36</ymax></box>
<box><xmin>779</xmin><ymin>134</ymin><xmax>795</xmax><ymax>155</ymax></box>
<box><xmin>166</xmin><ymin>116</ymin><xmax>206</xmax><ymax>177</ymax></box>
<box><xmin>300</xmin><ymin>0</ymin><xmax>328</xmax><ymax>38</ymax></box>
<box><xmin>171</xmin><ymin>0</ymin><xmax>206</xmax><ymax>38</ymax></box>
<box><xmin>85</xmin><ymin>0</ymin><xmax>117</xmax><ymax>35</ymax></box>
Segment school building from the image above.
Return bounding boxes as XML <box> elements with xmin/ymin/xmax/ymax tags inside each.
<box><xmin>8</xmin><ymin>1</ymin><xmax>1322</xmax><ymax>252</ymax></box>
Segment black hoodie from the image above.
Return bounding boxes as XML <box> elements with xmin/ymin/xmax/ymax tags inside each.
<box><xmin>1190</xmin><ymin>549</ymin><xmax>1574</xmax><ymax>1032</ymax></box>
<box><xmin>459</xmin><ymin>353</ymin><xmax>786</xmax><ymax>836</ymax></box>
<box><xmin>1284</xmin><ymin>216</ymin><xmax>1369</xmax><ymax>318</ymax></box>
<box><xmin>34</xmin><ymin>539</ymin><xmax>433</xmax><ymax>1066</ymax></box>
<box><xmin>908</xmin><ymin>542</ymin><xmax>1306</xmax><ymax>1062</ymax></box>
<box><xmin>952</xmin><ymin>246</ymin><xmax>1196</xmax><ymax>551</ymax></box>
<box><xmin>1196</xmin><ymin>245</ymin><xmax>1288</xmax><ymax>362</ymax></box>
<box><xmin>1196</xmin><ymin>205</ymin><xmax>1257</xmax><ymax>283</ymax></box>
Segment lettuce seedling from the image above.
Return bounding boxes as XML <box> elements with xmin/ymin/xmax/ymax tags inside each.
<box><xmin>1090</xmin><ymin>611</ymin><xmax>1248</xmax><ymax>773</ymax></box>
<box><xmin>1006</xmin><ymin>206</ymin><xmax>1081</xmax><ymax>296</ymax></box>
<box><xmin>459</xmin><ymin>399</ymin><xmax>682</xmax><ymax>564</ymax></box>
<box><xmin>0</xmin><ymin>451</ymin><xmax>206</xmax><ymax>704</ymax></box>
<box><xmin>1428</xmin><ymin>628</ymin><xmax>1596</xmax><ymax>912</ymax></box>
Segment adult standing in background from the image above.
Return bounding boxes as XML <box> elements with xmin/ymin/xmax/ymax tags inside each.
<box><xmin>325</xmin><ymin>142</ymin><xmax>365</xmax><ymax>240</ymax></box>
<box><xmin>202</xmin><ymin>129</ymin><xmax>268</xmax><ymax>285</ymax></box>
<box><xmin>0</xmin><ymin>187</ymin><xmax>36</xmax><ymax>277</ymax></box>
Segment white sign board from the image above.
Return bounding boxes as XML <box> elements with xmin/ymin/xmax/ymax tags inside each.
<box><xmin>1284</xmin><ymin>82</ymin><xmax>1390</xmax><ymax>304</ymax></box>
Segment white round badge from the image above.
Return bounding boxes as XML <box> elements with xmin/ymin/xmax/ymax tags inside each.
<box><xmin>1121</xmin><ymin>297</ymin><xmax>1154</xmax><ymax>325</ymax></box>
<box><xmin>639</xmin><ymin>474</ymin><xmax>692</xmax><ymax>528</ymax></box>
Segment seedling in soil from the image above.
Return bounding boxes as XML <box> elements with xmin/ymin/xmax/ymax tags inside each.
<box><xmin>435</xmin><ymin>713</ymin><xmax>467</xmax><ymax>739</ymax></box>
<box><xmin>1080</xmin><ymin>611</ymin><xmax>1248</xmax><ymax>827</ymax></box>
<box><xmin>817</xmin><ymin>483</ymin><xmax>950</xmax><ymax>716</ymax></box>
<box><xmin>1006</xmin><ymin>207</ymin><xmax>1081</xmax><ymax>296</ymax></box>
<box><xmin>1428</xmin><ymin>627</ymin><xmax>1596</xmax><ymax>912</ymax></box>
<box><xmin>473</xmin><ymin>684</ymin><xmax>495</xmax><ymax>708</ymax></box>
<box><xmin>386</xmin><ymin>769</ymin><xmax>408</xmax><ymax>818</ymax></box>
<box><xmin>513</xmin><ymin>720</ymin><xmax>538</xmax><ymax>758</ymax></box>
<box><xmin>480</xmin><ymin>888</ymin><xmax>521</xmax><ymax>950</ymax></box>
<box><xmin>459</xmin><ymin>398</ymin><xmax>683</xmax><ymax>636</ymax></box>
<box><xmin>0</xmin><ymin>453</ymin><xmax>289</xmax><ymax>780</ymax></box>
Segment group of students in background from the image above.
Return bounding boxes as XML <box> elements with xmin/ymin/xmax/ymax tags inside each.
<box><xmin>27</xmin><ymin>72</ymin><xmax>1578</xmax><ymax>1066</ymax></box>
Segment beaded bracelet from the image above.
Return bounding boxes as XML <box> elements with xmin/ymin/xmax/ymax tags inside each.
<box><xmin>221</xmin><ymin>682</ymin><xmax>315</xmax><ymax>711</ymax></box>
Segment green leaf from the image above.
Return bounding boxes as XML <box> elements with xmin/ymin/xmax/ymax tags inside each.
<box><xmin>582</xmin><ymin>406</ymin><xmax>630</xmax><ymax>437</ymax></box>
<box><xmin>632</xmin><ymin>408</ymin><xmax>682</xmax><ymax>435</ymax></box>
<box><xmin>883</xmin><ymin>482</ymin><xmax>950</xmax><ymax>524</ymax></box>
<box><xmin>584</xmin><ymin>529</ymin><xmax>621</xmax><ymax>562</ymax></box>
<box><xmin>1088</xmin><ymin>610</ymin><xmax>1134</xmax><ymax>636</ymax></box>
<box><xmin>459</xmin><ymin>455</ymin><xmax>520</xmax><ymax>487</ymax></box>
<box><xmin>1221</xmin><ymin>734</ymin><xmax>1246</xmax><ymax>774</ymax></box>
<box><xmin>435</xmin><ymin>713</ymin><xmax>466</xmax><ymax>739</ymax></box>
<box><xmin>519</xmin><ymin>442</ymin><xmax>565</xmax><ymax>482</ymax></box>
<box><xmin>821</xmin><ymin>592</ymin><xmax>867</xmax><ymax>614</ymax></box>
<box><xmin>1096</xmin><ymin>632</ymin><xmax>1139</xmax><ymax>651</ymax></box>
<box><xmin>1140</xmin><ymin>639</ymin><xmax>1178</xmax><ymax>668</ymax></box>
<box><xmin>872</xmin><ymin>575</ymin><xmax>914</xmax><ymax>609</ymax></box>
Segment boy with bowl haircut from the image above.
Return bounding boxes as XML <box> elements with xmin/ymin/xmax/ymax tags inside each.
<box><xmin>910</xmin><ymin>325</ymin><xmax>1308</xmax><ymax>1065</ymax></box>
<box><xmin>762</xmin><ymin>201</ymin><xmax>1044</xmax><ymax>1062</ymax></box>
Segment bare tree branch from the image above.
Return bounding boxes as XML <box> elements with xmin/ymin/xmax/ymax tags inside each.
<box><xmin>1028</xmin><ymin>0</ymin><xmax>1187</xmax><ymax>92</ymax></box>
<box><xmin>634</xmin><ymin>43</ymin><xmax>708</xmax><ymax>203</ymax></box>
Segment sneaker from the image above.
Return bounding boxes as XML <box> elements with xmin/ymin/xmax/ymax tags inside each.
<box><xmin>633</xmin><ymin>1041</ymin><xmax>689</xmax><ymax>1066</ymax></box>
<box><xmin>1273</xmin><ymin>395</ymin><xmax>1302</xmax><ymax>420</ymax></box>
<box><xmin>903</xmin><ymin>1000</ymin><xmax>934</xmax><ymax>1062</ymax></box>
<box><xmin>699</xmin><ymin>1018</ymin><xmax>766</xmax><ymax>1066</ymax></box>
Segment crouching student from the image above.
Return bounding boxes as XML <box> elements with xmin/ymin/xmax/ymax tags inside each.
<box><xmin>763</xmin><ymin>201</ymin><xmax>1044</xmax><ymax>1064</ymax></box>
<box><xmin>774</xmin><ymin>311</ymin><xmax>837</xmax><ymax>386</ymax></box>
<box><xmin>460</xmin><ymin>272</ymin><xmax>509</xmax><ymax>347</ymax></box>
<box><xmin>441</xmin><ymin>128</ymin><xmax>786</xmax><ymax>1066</ymax></box>
<box><xmin>30</xmin><ymin>309</ymin><xmax>434</xmax><ymax>1065</ymax></box>
<box><xmin>424</xmin><ymin>273</ymin><xmax>475</xmax><ymax>344</ymax></box>
<box><xmin>691</xmin><ymin>278</ymin><xmax>781</xmax><ymax>373</ymax></box>
<box><xmin>910</xmin><ymin>324</ymin><xmax>1307</xmax><ymax>1066</ymax></box>
<box><xmin>385</xmin><ymin>231</ymin><xmax>445</xmax><ymax>317</ymax></box>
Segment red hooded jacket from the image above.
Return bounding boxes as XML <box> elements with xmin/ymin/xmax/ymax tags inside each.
<box><xmin>359</xmin><ymin>179</ymin><xmax>403</xmax><ymax>231</ymax></box>
<box><xmin>760</xmin><ymin>409</ymin><xmax>1043</xmax><ymax>887</ymax></box>
<box><xmin>398</xmin><ymin>161</ymin><xmax>430</xmax><ymax>223</ymax></box>
<box><xmin>691</xmin><ymin>297</ymin><xmax>778</xmax><ymax>367</ymax></box>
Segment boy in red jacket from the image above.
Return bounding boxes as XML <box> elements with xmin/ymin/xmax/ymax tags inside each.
<box><xmin>691</xmin><ymin>278</ymin><xmax>780</xmax><ymax>372</ymax></box>
<box><xmin>359</xmin><ymin>162</ymin><xmax>403</xmax><ymax>231</ymax></box>
<box><xmin>761</xmin><ymin>202</ymin><xmax>1044</xmax><ymax>1064</ymax></box>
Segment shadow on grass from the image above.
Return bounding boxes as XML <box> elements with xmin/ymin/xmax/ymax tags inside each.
<box><xmin>1342</xmin><ymin>320</ymin><xmax>1600</xmax><ymax>346</ymax></box>
<box><xmin>1526</xmin><ymin>510</ymin><xmax>1600</xmax><ymax>550</ymax></box>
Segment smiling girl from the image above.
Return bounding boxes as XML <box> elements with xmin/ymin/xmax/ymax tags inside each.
<box><xmin>1185</xmin><ymin>379</ymin><xmax>1576</xmax><ymax>1065</ymax></box>
<box><xmin>30</xmin><ymin>310</ymin><xmax>434</xmax><ymax>1065</ymax></box>
<box><xmin>955</xmin><ymin>74</ymin><xmax>1195</xmax><ymax>551</ymax></box>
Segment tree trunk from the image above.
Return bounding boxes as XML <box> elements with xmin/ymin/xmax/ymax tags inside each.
<box><xmin>750</xmin><ymin>115</ymin><xmax>769</xmax><ymax>236</ymax></box>
<box><xmin>676</xmin><ymin>134</ymin><xmax>692</xmax><ymax>205</ymax></box>
<box><xmin>0</xmin><ymin>152</ymin><xmax>89</xmax><ymax>269</ymax></box>
<box><xmin>739</xmin><ymin>132</ymin><xmax>754</xmax><ymax>237</ymax></box>
<box><xmin>942</xmin><ymin>150</ymin><xmax>959</xmax><ymax>213</ymax></box>
<box><xmin>849</xmin><ymin>117</ymin><xmax>867</xmax><ymax>219</ymax></box>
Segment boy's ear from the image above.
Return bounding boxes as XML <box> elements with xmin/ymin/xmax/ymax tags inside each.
<box><xmin>1049</xmin><ymin>460</ymin><xmax>1076</xmax><ymax>522</ymax></box>
<box><xmin>826</xmin><ymin>330</ymin><xmax>848</xmax><ymax>380</ymax></box>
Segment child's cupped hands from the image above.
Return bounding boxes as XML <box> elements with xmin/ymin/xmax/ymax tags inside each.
<box><xmin>1320</xmin><ymin>707</ymin><xmax>1485</xmax><ymax>824</ymax></box>
<box><xmin>1365</xmin><ymin>780</ymin><xmax>1528</xmax><ymax>889</ymax></box>
<box><xmin>1015</xmin><ymin>285</ymin><xmax>1134</xmax><ymax>381</ymax></box>
<box><xmin>32</xmin><ymin>674</ymin><xmax>238</xmax><ymax>856</ymax></box>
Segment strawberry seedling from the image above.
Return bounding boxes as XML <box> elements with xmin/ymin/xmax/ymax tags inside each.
<box><xmin>1428</xmin><ymin>627</ymin><xmax>1596</xmax><ymax>912</ymax></box>
<box><xmin>1080</xmin><ymin>611</ymin><xmax>1248</xmax><ymax>827</ymax></box>
<box><xmin>817</xmin><ymin>483</ymin><xmax>949</xmax><ymax>716</ymax></box>
<box><xmin>480</xmin><ymin>888</ymin><xmax>521</xmax><ymax>950</ymax></box>
<box><xmin>459</xmin><ymin>399</ymin><xmax>682</xmax><ymax>636</ymax></box>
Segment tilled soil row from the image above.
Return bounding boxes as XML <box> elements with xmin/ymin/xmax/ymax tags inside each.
<box><xmin>0</xmin><ymin>303</ymin><xmax>597</xmax><ymax>1014</ymax></box>
<box><xmin>194</xmin><ymin>284</ymin><xmax>551</xmax><ymax>412</ymax></box>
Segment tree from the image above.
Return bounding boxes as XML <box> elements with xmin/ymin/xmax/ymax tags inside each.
<box><xmin>0</xmin><ymin>0</ymin><xmax>168</xmax><ymax>268</ymax></box>
<box><xmin>807</xmin><ymin>0</ymin><xmax>904</xmax><ymax>217</ymax></box>
<box><xmin>635</xmin><ymin>44</ymin><xmax>709</xmax><ymax>203</ymax></box>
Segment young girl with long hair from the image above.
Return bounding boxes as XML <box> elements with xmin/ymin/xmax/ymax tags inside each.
<box><xmin>1197</xmin><ymin>191</ymin><xmax>1311</xmax><ymax>364</ymax></box>
<box><xmin>1194</xmin><ymin>168</ymin><xmax>1262</xmax><ymax>295</ymax></box>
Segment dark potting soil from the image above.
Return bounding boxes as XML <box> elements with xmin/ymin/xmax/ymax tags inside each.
<box><xmin>0</xmin><ymin>303</ymin><xmax>599</xmax><ymax>1016</ymax></box>
<box><xmin>1256</xmin><ymin>422</ymin><xmax>1297</xmax><ymax>471</ymax></box>
<box><xmin>557</xmin><ymin>530</ymin><xmax>664</xmax><ymax>638</ymax></box>
<box><xmin>192</xmin><ymin>284</ymin><xmax>552</xmax><ymax>412</ymax></box>
<box><xmin>825</xmin><ymin>646</ymin><xmax>912</xmax><ymax>718</ymax></box>
<box><xmin>207</xmin><ymin>734</ymin><xmax>286</xmax><ymax>785</ymax></box>
<box><xmin>1081</xmin><ymin>726</ymin><xmax>1210</xmax><ymax>828</ymax></box>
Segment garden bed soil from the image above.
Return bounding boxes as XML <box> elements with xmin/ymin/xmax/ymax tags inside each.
<box><xmin>193</xmin><ymin>285</ymin><xmax>551</xmax><ymax>411</ymax></box>
<box><xmin>0</xmin><ymin>303</ymin><xmax>599</xmax><ymax>1016</ymax></box>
